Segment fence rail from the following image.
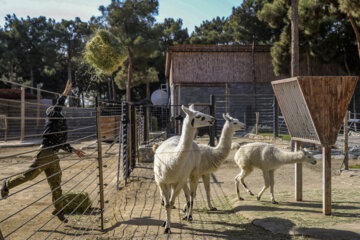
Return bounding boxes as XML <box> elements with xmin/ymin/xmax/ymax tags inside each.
<box><xmin>0</xmin><ymin>79</ymin><xmax>357</xmax><ymax>239</ymax></box>
<box><xmin>0</xmin><ymin>80</ymin><xmax>133</xmax><ymax>239</ymax></box>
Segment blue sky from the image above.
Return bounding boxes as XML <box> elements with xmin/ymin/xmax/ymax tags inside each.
<box><xmin>0</xmin><ymin>0</ymin><xmax>242</xmax><ymax>33</ymax></box>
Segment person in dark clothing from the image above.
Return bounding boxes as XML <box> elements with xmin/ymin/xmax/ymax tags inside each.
<box><xmin>1</xmin><ymin>80</ymin><xmax>85</xmax><ymax>223</ymax></box>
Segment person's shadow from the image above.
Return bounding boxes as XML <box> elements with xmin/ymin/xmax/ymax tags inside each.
<box><xmin>251</xmin><ymin>217</ymin><xmax>360</xmax><ymax>240</ymax></box>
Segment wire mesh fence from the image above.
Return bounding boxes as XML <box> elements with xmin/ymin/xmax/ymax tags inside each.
<box><xmin>0</xmin><ymin>79</ymin><xmax>129</xmax><ymax>239</ymax></box>
<box><xmin>1</xmin><ymin>78</ymin><xmax>356</xmax><ymax>238</ymax></box>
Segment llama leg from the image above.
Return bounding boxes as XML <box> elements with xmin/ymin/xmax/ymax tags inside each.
<box><xmin>203</xmin><ymin>174</ymin><xmax>216</xmax><ymax>210</ymax></box>
<box><xmin>185</xmin><ymin>177</ymin><xmax>199</xmax><ymax>221</ymax></box>
<box><xmin>234</xmin><ymin>172</ymin><xmax>243</xmax><ymax>200</ymax></box>
<box><xmin>159</xmin><ymin>186</ymin><xmax>165</xmax><ymax>206</ymax></box>
<box><xmin>257</xmin><ymin>170</ymin><xmax>270</xmax><ymax>201</ymax></box>
<box><xmin>163</xmin><ymin>182</ymin><xmax>183</xmax><ymax>232</ymax></box>
<box><xmin>237</xmin><ymin>168</ymin><xmax>254</xmax><ymax>197</ymax></box>
<box><xmin>269</xmin><ymin>170</ymin><xmax>278</xmax><ymax>204</ymax></box>
<box><xmin>182</xmin><ymin>184</ymin><xmax>190</xmax><ymax>213</ymax></box>
<box><xmin>159</xmin><ymin>183</ymin><xmax>170</xmax><ymax>231</ymax></box>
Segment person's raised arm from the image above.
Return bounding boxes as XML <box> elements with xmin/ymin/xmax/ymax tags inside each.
<box><xmin>53</xmin><ymin>80</ymin><xmax>72</xmax><ymax>112</ymax></box>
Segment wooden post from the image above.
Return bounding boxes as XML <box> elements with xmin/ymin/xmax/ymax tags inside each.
<box><xmin>323</xmin><ymin>146</ymin><xmax>332</xmax><ymax>215</ymax></box>
<box><xmin>36</xmin><ymin>84</ymin><xmax>41</xmax><ymax>127</ymax></box>
<box><xmin>177</xmin><ymin>85</ymin><xmax>182</xmax><ymax>134</ymax></box>
<box><xmin>353</xmin><ymin>95</ymin><xmax>357</xmax><ymax>131</ymax></box>
<box><xmin>0</xmin><ymin>228</ymin><xmax>4</xmax><ymax>240</ymax></box>
<box><xmin>133</xmin><ymin>107</ymin><xmax>138</xmax><ymax>165</ymax></box>
<box><xmin>20</xmin><ymin>87</ymin><xmax>25</xmax><ymax>142</ymax></box>
<box><xmin>225</xmin><ymin>83</ymin><xmax>230</xmax><ymax>113</ymax></box>
<box><xmin>255</xmin><ymin>112</ymin><xmax>259</xmax><ymax>135</ymax></box>
<box><xmin>294</xmin><ymin>141</ymin><xmax>302</xmax><ymax>201</ymax></box>
<box><xmin>96</xmin><ymin>103</ymin><xmax>105</xmax><ymax>230</ymax></box>
<box><xmin>4</xmin><ymin>116</ymin><xmax>7</xmax><ymax>142</ymax></box>
<box><xmin>344</xmin><ymin>111</ymin><xmax>350</xmax><ymax>170</ymax></box>
<box><xmin>273</xmin><ymin>96</ymin><xmax>279</xmax><ymax>137</ymax></box>
<box><xmin>209</xmin><ymin>95</ymin><xmax>216</xmax><ymax>147</ymax></box>
<box><xmin>128</xmin><ymin>104</ymin><xmax>133</xmax><ymax>171</ymax></box>
<box><xmin>145</xmin><ymin>106</ymin><xmax>150</xmax><ymax>143</ymax></box>
<box><xmin>244</xmin><ymin>112</ymin><xmax>247</xmax><ymax>129</ymax></box>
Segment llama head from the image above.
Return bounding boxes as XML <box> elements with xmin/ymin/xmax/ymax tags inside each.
<box><xmin>181</xmin><ymin>105</ymin><xmax>215</xmax><ymax>128</ymax></box>
<box><xmin>223</xmin><ymin>113</ymin><xmax>246</xmax><ymax>132</ymax></box>
<box><xmin>301</xmin><ymin>149</ymin><xmax>317</xmax><ymax>165</ymax></box>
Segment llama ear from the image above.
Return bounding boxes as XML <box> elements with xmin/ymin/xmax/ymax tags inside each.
<box><xmin>226</xmin><ymin>113</ymin><xmax>233</xmax><ymax>120</ymax></box>
<box><xmin>189</xmin><ymin>104</ymin><xmax>195</xmax><ymax>111</ymax></box>
<box><xmin>181</xmin><ymin>105</ymin><xmax>193</xmax><ymax>116</ymax></box>
<box><xmin>223</xmin><ymin>113</ymin><xmax>230</xmax><ymax>121</ymax></box>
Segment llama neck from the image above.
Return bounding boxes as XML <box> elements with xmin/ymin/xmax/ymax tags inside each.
<box><xmin>176</xmin><ymin>117</ymin><xmax>196</xmax><ymax>154</ymax></box>
<box><xmin>205</xmin><ymin>122</ymin><xmax>234</xmax><ymax>169</ymax></box>
<box><xmin>277</xmin><ymin>150</ymin><xmax>305</xmax><ymax>164</ymax></box>
<box><xmin>214</xmin><ymin>122</ymin><xmax>234</xmax><ymax>157</ymax></box>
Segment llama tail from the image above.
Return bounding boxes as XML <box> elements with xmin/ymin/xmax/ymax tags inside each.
<box><xmin>152</xmin><ymin>143</ymin><xmax>160</xmax><ymax>152</ymax></box>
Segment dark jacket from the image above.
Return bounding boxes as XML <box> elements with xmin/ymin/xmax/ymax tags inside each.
<box><xmin>41</xmin><ymin>95</ymin><xmax>73</xmax><ymax>152</ymax></box>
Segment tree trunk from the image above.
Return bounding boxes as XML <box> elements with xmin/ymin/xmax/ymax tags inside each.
<box><xmin>30</xmin><ymin>66</ymin><xmax>34</xmax><ymax>94</ymax></box>
<box><xmin>251</xmin><ymin>38</ymin><xmax>257</xmax><ymax>112</ymax></box>
<box><xmin>10</xmin><ymin>62</ymin><xmax>15</xmax><ymax>88</ymax></box>
<box><xmin>348</xmin><ymin>13</ymin><xmax>360</xmax><ymax>59</ymax></box>
<box><xmin>291</xmin><ymin>0</ymin><xmax>299</xmax><ymax>77</ymax></box>
<box><xmin>126</xmin><ymin>48</ymin><xmax>133</xmax><ymax>102</ymax></box>
<box><xmin>15</xmin><ymin>65</ymin><xmax>18</xmax><ymax>85</ymax></box>
<box><xmin>82</xmin><ymin>92</ymin><xmax>85</xmax><ymax>108</ymax></box>
<box><xmin>67</xmin><ymin>44</ymin><xmax>72</xmax><ymax>83</ymax></box>
<box><xmin>107</xmin><ymin>79</ymin><xmax>112</xmax><ymax>100</ymax></box>
<box><xmin>306</xmin><ymin>49</ymin><xmax>311</xmax><ymax>75</ymax></box>
<box><xmin>112</xmin><ymin>78</ymin><xmax>116</xmax><ymax>101</ymax></box>
<box><xmin>146</xmin><ymin>82</ymin><xmax>150</xmax><ymax>98</ymax></box>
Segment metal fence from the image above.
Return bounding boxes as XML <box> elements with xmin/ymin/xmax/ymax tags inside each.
<box><xmin>0</xmin><ymin>79</ymin><xmax>133</xmax><ymax>239</ymax></box>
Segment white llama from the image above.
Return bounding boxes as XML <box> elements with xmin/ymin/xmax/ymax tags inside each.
<box><xmin>182</xmin><ymin>113</ymin><xmax>246</xmax><ymax>212</ymax></box>
<box><xmin>153</xmin><ymin>105</ymin><xmax>215</xmax><ymax>234</ymax></box>
<box><xmin>233</xmin><ymin>142</ymin><xmax>317</xmax><ymax>204</ymax></box>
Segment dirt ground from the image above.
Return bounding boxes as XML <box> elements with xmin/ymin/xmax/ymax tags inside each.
<box><xmin>0</xmin><ymin>137</ymin><xmax>360</xmax><ymax>239</ymax></box>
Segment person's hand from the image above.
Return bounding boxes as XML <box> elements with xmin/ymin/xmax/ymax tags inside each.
<box><xmin>72</xmin><ymin>149</ymin><xmax>85</xmax><ymax>158</ymax></box>
<box><xmin>63</xmin><ymin>80</ymin><xmax>72</xmax><ymax>96</ymax></box>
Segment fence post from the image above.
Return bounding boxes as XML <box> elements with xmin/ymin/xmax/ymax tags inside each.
<box><xmin>20</xmin><ymin>87</ymin><xmax>25</xmax><ymax>142</ymax></box>
<box><xmin>294</xmin><ymin>141</ymin><xmax>302</xmax><ymax>201</ymax></box>
<box><xmin>273</xmin><ymin>96</ymin><xmax>279</xmax><ymax>137</ymax></box>
<box><xmin>323</xmin><ymin>145</ymin><xmax>332</xmax><ymax>215</ymax></box>
<box><xmin>122</xmin><ymin>102</ymin><xmax>130</xmax><ymax>184</ymax></box>
<box><xmin>353</xmin><ymin>95</ymin><xmax>357</xmax><ymax>131</ymax></box>
<box><xmin>36</xmin><ymin>84</ymin><xmax>41</xmax><ymax>127</ymax></box>
<box><xmin>209</xmin><ymin>95</ymin><xmax>216</xmax><ymax>147</ymax></box>
<box><xmin>255</xmin><ymin>112</ymin><xmax>259</xmax><ymax>135</ymax></box>
<box><xmin>343</xmin><ymin>110</ymin><xmax>350</xmax><ymax>170</ymax></box>
<box><xmin>225</xmin><ymin>83</ymin><xmax>230</xmax><ymax>113</ymax></box>
<box><xmin>96</xmin><ymin>99</ymin><xmax>105</xmax><ymax>231</ymax></box>
<box><xmin>244</xmin><ymin>112</ymin><xmax>247</xmax><ymax>129</ymax></box>
<box><xmin>129</xmin><ymin>104</ymin><xmax>136</xmax><ymax>170</ymax></box>
<box><xmin>145</xmin><ymin>105</ymin><xmax>150</xmax><ymax>143</ymax></box>
<box><xmin>0</xmin><ymin>228</ymin><xmax>4</xmax><ymax>240</ymax></box>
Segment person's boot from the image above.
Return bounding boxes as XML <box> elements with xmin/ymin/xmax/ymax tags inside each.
<box><xmin>52</xmin><ymin>210</ymin><xmax>68</xmax><ymax>223</ymax></box>
<box><xmin>1</xmin><ymin>179</ymin><xmax>9</xmax><ymax>199</ymax></box>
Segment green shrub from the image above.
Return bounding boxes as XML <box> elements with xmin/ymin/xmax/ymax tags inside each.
<box><xmin>62</xmin><ymin>192</ymin><xmax>92</xmax><ymax>214</ymax></box>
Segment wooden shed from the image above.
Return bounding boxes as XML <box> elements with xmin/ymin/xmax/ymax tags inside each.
<box><xmin>165</xmin><ymin>44</ymin><xmax>357</xmax><ymax>134</ymax></box>
<box><xmin>165</xmin><ymin>45</ymin><xmax>277</xmax><ymax>124</ymax></box>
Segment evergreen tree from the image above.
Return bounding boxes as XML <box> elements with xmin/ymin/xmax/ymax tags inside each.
<box><xmin>190</xmin><ymin>16</ymin><xmax>233</xmax><ymax>44</ymax></box>
<box><xmin>258</xmin><ymin>0</ymin><xmax>360</xmax><ymax>76</ymax></box>
<box><xmin>229</xmin><ymin>0</ymin><xmax>278</xmax><ymax>44</ymax></box>
<box><xmin>88</xmin><ymin>0</ymin><xmax>160</xmax><ymax>102</ymax></box>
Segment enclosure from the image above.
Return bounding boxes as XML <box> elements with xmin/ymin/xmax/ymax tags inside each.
<box><xmin>0</xmin><ymin>78</ymin><xmax>360</xmax><ymax>239</ymax></box>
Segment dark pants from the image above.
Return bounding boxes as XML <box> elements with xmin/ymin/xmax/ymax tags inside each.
<box><xmin>7</xmin><ymin>148</ymin><xmax>63</xmax><ymax>212</ymax></box>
